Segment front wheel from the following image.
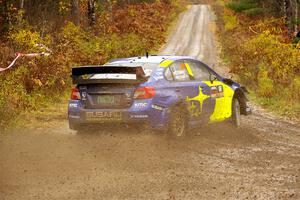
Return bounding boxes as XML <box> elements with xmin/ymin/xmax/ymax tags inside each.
<box><xmin>231</xmin><ymin>98</ymin><xmax>241</xmax><ymax>127</ymax></box>
<box><xmin>168</xmin><ymin>107</ymin><xmax>188</xmax><ymax>137</ymax></box>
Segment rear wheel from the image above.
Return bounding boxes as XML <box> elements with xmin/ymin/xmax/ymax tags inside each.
<box><xmin>168</xmin><ymin>106</ymin><xmax>188</xmax><ymax>137</ymax></box>
<box><xmin>231</xmin><ymin>98</ymin><xmax>241</xmax><ymax>127</ymax></box>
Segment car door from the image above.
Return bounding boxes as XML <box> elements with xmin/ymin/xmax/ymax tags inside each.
<box><xmin>164</xmin><ymin>60</ymin><xmax>213</xmax><ymax>124</ymax></box>
<box><xmin>185</xmin><ymin>60</ymin><xmax>234</xmax><ymax>123</ymax></box>
<box><xmin>164</xmin><ymin>60</ymin><xmax>196</xmax><ymax>98</ymax></box>
<box><xmin>182</xmin><ymin>60</ymin><xmax>215</xmax><ymax>124</ymax></box>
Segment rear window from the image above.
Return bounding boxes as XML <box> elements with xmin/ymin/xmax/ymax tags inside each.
<box><xmin>106</xmin><ymin>62</ymin><xmax>159</xmax><ymax>77</ymax></box>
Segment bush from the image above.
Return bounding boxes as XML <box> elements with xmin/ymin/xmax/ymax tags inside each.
<box><xmin>0</xmin><ymin>1</ymin><xmax>181</xmax><ymax>129</ymax></box>
<box><xmin>291</xmin><ymin>77</ymin><xmax>300</xmax><ymax>100</ymax></box>
<box><xmin>215</xmin><ymin>1</ymin><xmax>300</xmax><ymax>119</ymax></box>
<box><xmin>226</xmin><ymin>0</ymin><xmax>257</xmax><ymax>13</ymax></box>
<box><xmin>223</xmin><ymin>11</ymin><xmax>239</xmax><ymax>31</ymax></box>
<box><xmin>244</xmin><ymin>7</ymin><xmax>265</xmax><ymax>16</ymax></box>
<box><xmin>226</xmin><ymin>30</ymin><xmax>300</xmax><ymax>114</ymax></box>
<box><xmin>257</xmin><ymin>67</ymin><xmax>274</xmax><ymax>98</ymax></box>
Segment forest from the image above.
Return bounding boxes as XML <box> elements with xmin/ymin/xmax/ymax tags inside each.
<box><xmin>0</xmin><ymin>0</ymin><xmax>182</xmax><ymax>128</ymax></box>
<box><xmin>0</xmin><ymin>0</ymin><xmax>299</xmax><ymax>128</ymax></box>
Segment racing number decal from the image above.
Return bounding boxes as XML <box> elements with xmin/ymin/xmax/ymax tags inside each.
<box><xmin>210</xmin><ymin>85</ymin><xmax>224</xmax><ymax>98</ymax></box>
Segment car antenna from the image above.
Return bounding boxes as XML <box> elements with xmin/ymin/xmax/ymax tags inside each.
<box><xmin>146</xmin><ymin>52</ymin><xmax>149</xmax><ymax>58</ymax></box>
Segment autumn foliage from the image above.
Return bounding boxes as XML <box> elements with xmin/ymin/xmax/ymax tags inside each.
<box><xmin>0</xmin><ymin>1</ymin><xmax>182</xmax><ymax>128</ymax></box>
<box><xmin>214</xmin><ymin>2</ymin><xmax>300</xmax><ymax>119</ymax></box>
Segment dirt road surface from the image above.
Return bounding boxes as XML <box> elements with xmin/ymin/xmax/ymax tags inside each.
<box><xmin>1</xmin><ymin>4</ymin><xmax>300</xmax><ymax>200</ymax></box>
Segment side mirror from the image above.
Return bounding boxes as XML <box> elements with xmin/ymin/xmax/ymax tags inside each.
<box><xmin>223</xmin><ymin>78</ymin><xmax>234</xmax><ymax>85</ymax></box>
<box><xmin>209</xmin><ymin>73</ymin><xmax>217</xmax><ymax>84</ymax></box>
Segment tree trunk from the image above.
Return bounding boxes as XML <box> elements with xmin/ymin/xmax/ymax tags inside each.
<box><xmin>71</xmin><ymin>0</ymin><xmax>80</xmax><ymax>25</ymax></box>
<box><xmin>1</xmin><ymin>0</ymin><xmax>10</xmax><ymax>33</ymax></box>
<box><xmin>284</xmin><ymin>0</ymin><xmax>294</xmax><ymax>32</ymax></box>
<box><xmin>294</xmin><ymin>0</ymin><xmax>298</xmax><ymax>32</ymax></box>
<box><xmin>107</xmin><ymin>0</ymin><xmax>113</xmax><ymax>23</ymax></box>
<box><xmin>288</xmin><ymin>0</ymin><xmax>299</xmax><ymax>32</ymax></box>
<box><xmin>88</xmin><ymin>0</ymin><xmax>96</xmax><ymax>26</ymax></box>
<box><xmin>20</xmin><ymin>0</ymin><xmax>24</xmax><ymax>9</ymax></box>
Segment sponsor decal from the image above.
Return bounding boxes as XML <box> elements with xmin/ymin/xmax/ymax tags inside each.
<box><xmin>151</xmin><ymin>104</ymin><xmax>163</xmax><ymax>111</ymax></box>
<box><xmin>152</xmin><ymin>70</ymin><xmax>164</xmax><ymax>80</ymax></box>
<box><xmin>210</xmin><ymin>85</ymin><xmax>224</xmax><ymax>98</ymax></box>
<box><xmin>130</xmin><ymin>114</ymin><xmax>148</xmax><ymax>119</ymax></box>
<box><xmin>90</xmin><ymin>73</ymin><xmax>137</xmax><ymax>80</ymax></box>
<box><xmin>69</xmin><ymin>103</ymin><xmax>78</xmax><ymax>108</ymax></box>
<box><xmin>152</xmin><ymin>75</ymin><xmax>164</xmax><ymax>80</ymax></box>
<box><xmin>86</xmin><ymin>111</ymin><xmax>122</xmax><ymax>121</ymax></box>
<box><xmin>134</xmin><ymin>102</ymin><xmax>148</xmax><ymax>109</ymax></box>
<box><xmin>69</xmin><ymin>115</ymin><xmax>80</xmax><ymax>119</ymax></box>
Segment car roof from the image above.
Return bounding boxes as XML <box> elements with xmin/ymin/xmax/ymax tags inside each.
<box><xmin>107</xmin><ymin>55</ymin><xmax>196</xmax><ymax>65</ymax></box>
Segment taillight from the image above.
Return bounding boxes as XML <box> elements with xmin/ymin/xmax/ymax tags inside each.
<box><xmin>71</xmin><ymin>88</ymin><xmax>81</xmax><ymax>100</ymax></box>
<box><xmin>134</xmin><ymin>86</ymin><xmax>156</xmax><ymax>99</ymax></box>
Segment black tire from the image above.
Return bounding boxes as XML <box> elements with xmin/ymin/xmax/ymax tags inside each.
<box><xmin>231</xmin><ymin>98</ymin><xmax>241</xmax><ymax>127</ymax></box>
<box><xmin>168</xmin><ymin>106</ymin><xmax>188</xmax><ymax>137</ymax></box>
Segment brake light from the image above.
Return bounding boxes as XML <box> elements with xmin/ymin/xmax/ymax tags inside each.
<box><xmin>71</xmin><ymin>88</ymin><xmax>81</xmax><ymax>100</ymax></box>
<box><xmin>134</xmin><ymin>86</ymin><xmax>156</xmax><ymax>99</ymax></box>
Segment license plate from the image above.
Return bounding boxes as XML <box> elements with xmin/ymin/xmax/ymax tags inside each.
<box><xmin>97</xmin><ymin>95</ymin><xmax>117</xmax><ymax>105</ymax></box>
<box><xmin>86</xmin><ymin>111</ymin><xmax>122</xmax><ymax>121</ymax></box>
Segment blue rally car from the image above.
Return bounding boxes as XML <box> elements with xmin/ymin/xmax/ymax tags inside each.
<box><xmin>68</xmin><ymin>55</ymin><xmax>251</xmax><ymax>136</ymax></box>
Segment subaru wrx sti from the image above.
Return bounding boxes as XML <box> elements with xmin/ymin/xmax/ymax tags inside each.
<box><xmin>68</xmin><ymin>55</ymin><xmax>251</xmax><ymax>136</ymax></box>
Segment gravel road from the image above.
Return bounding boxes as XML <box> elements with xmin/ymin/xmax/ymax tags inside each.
<box><xmin>1</xmin><ymin>4</ymin><xmax>300</xmax><ymax>200</ymax></box>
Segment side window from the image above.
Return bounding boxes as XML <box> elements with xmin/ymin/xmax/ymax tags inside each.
<box><xmin>186</xmin><ymin>61</ymin><xmax>211</xmax><ymax>81</ymax></box>
<box><xmin>164</xmin><ymin>67</ymin><xmax>174</xmax><ymax>81</ymax></box>
<box><xmin>169</xmin><ymin>61</ymin><xmax>191</xmax><ymax>81</ymax></box>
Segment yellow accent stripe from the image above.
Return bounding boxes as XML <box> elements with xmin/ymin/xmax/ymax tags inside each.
<box><xmin>159</xmin><ymin>60</ymin><xmax>173</xmax><ymax>67</ymax></box>
<box><xmin>203</xmin><ymin>81</ymin><xmax>234</xmax><ymax>122</ymax></box>
<box><xmin>185</xmin><ymin>63</ymin><xmax>194</xmax><ymax>77</ymax></box>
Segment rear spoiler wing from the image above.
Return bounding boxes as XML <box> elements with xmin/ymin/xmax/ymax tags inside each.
<box><xmin>71</xmin><ymin>65</ymin><xmax>147</xmax><ymax>84</ymax></box>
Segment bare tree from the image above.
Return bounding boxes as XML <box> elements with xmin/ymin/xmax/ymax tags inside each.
<box><xmin>20</xmin><ymin>0</ymin><xmax>24</xmax><ymax>9</ymax></box>
<box><xmin>71</xmin><ymin>0</ymin><xmax>80</xmax><ymax>25</ymax></box>
<box><xmin>88</xmin><ymin>0</ymin><xmax>96</xmax><ymax>26</ymax></box>
<box><xmin>283</xmin><ymin>0</ymin><xmax>299</xmax><ymax>32</ymax></box>
<box><xmin>1</xmin><ymin>0</ymin><xmax>11</xmax><ymax>33</ymax></box>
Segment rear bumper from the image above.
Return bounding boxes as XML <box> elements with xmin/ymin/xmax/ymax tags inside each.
<box><xmin>68</xmin><ymin>100</ymin><xmax>169</xmax><ymax>130</ymax></box>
